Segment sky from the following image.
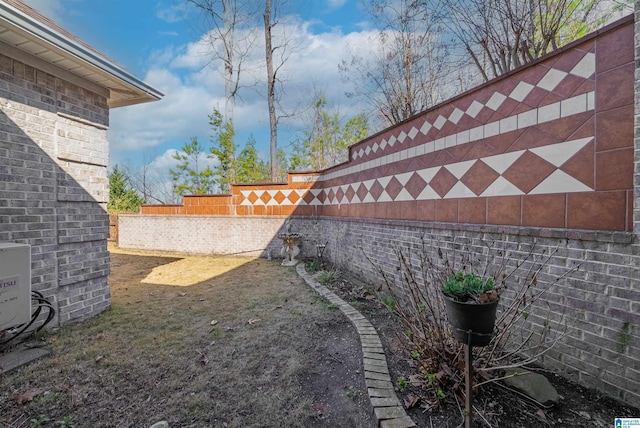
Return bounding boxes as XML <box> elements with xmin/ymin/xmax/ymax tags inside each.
<box><xmin>19</xmin><ymin>0</ymin><xmax>632</xmax><ymax>190</ymax></box>
<box><xmin>21</xmin><ymin>0</ymin><xmax>379</xmax><ymax>176</ymax></box>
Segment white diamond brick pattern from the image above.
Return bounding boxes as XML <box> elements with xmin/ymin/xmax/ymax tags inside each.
<box><xmin>537</xmin><ymin>68</ymin><xmax>568</xmax><ymax>91</ymax></box>
<box><xmin>347</xmin><ymin>51</ymin><xmax>594</xmax><ymax>162</ymax></box>
<box><xmin>240</xmin><ymin>137</ymin><xmax>593</xmax><ymax>207</ymax></box>
<box><xmin>449</xmin><ymin>108</ymin><xmax>464</xmax><ymax>124</ymax></box>
<box><xmin>433</xmin><ymin>115</ymin><xmax>447</xmax><ymax>130</ymax></box>
<box><xmin>408</xmin><ymin>126</ymin><xmax>419</xmax><ymax>140</ymax></box>
<box><xmin>466</xmin><ymin>100</ymin><xmax>484</xmax><ymax>118</ymax></box>
<box><xmin>485</xmin><ymin>92</ymin><xmax>507</xmax><ymax>111</ymax></box>
<box><xmin>569</xmin><ymin>52</ymin><xmax>595</xmax><ymax>79</ymax></box>
<box><xmin>509</xmin><ymin>81</ymin><xmax>534</xmax><ymax>102</ymax></box>
<box><xmin>398</xmin><ymin>131</ymin><xmax>407</xmax><ymax>143</ymax></box>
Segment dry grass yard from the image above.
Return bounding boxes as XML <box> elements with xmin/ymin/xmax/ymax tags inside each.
<box><xmin>0</xmin><ymin>247</ymin><xmax>373</xmax><ymax>428</ymax></box>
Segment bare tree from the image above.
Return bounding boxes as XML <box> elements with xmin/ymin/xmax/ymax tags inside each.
<box><xmin>123</xmin><ymin>153</ymin><xmax>181</xmax><ymax>205</ymax></box>
<box><xmin>187</xmin><ymin>0</ymin><xmax>258</xmax><ymax>123</ymax></box>
<box><xmin>263</xmin><ymin>0</ymin><xmax>295</xmax><ymax>181</ymax></box>
<box><xmin>340</xmin><ymin>0</ymin><xmax>449</xmax><ymax>126</ymax></box>
<box><xmin>440</xmin><ymin>0</ymin><xmax>602</xmax><ymax>81</ymax></box>
<box><xmin>131</xmin><ymin>152</ymin><xmax>158</xmax><ymax>203</ymax></box>
<box><xmin>264</xmin><ymin>0</ymin><xmax>277</xmax><ymax>180</ymax></box>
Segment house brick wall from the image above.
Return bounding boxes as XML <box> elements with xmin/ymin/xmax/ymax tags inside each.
<box><xmin>122</xmin><ymin>16</ymin><xmax>639</xmax><ymax>406</ymax></box>
<box><xmin>0</xmin><ymin>45</ymin><xmax>111</xmax><ymax>325</ymax></box>
<box><xmin>634</xmin><ymin>0</ymin><xmax>640</xmax><ymax>235</ymax></box>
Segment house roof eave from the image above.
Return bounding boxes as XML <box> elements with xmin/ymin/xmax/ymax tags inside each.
<box><xmin>0</xmin><ymin>0</ymin><xmax>163</xmax><ymax>108</ymax></box>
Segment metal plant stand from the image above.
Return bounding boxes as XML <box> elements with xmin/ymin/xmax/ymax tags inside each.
<box><xmin>443</xmin><ymin>295</ymin><xmax>499</xmax><ymax>427</ymax></box>
<box><xmin>465</xmin><ymin>330</ymin><xmax>473</xmax><ymax>428</ymax></box>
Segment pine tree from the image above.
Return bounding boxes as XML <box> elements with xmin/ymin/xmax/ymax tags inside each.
<box><xmin>108</xmin><ymin>165</ymin><xmax>145</xmax><ymax>213</ymax></box>
<box><xmin>209</xmin><ymin>108</ymin><xmax>238</xmax><ymax>192</ymax></box>
<box><xmin>169</xmin><ymin>138</ymin><xmax>217</xmax><ymax>195</ymax></box>
<box><xmin>291</xmin><ymin>95</ymin><xmax>369</xmax><ymax>171</ymax></box>
<box><xmin>237</xmin><ymin>135</ymin><xmax>269</xmax><ymax>183</ymax></box>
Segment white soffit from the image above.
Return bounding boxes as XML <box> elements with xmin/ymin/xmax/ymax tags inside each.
<box><xmin>0</xmin><ymin>0</ymin><xmax>163</xmax><ymax>108</ymax></box>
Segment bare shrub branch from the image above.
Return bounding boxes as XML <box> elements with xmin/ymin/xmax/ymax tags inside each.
<box><xmin>367</xmin><ymin>236</ymin><xmax>582</xmax><ymax>408</ymax></box>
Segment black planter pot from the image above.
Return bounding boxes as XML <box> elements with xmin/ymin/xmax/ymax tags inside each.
<box><xmin>443</xmin><ymin>295</ymin><xmax>499</xmax><ymax>347</ymax></box>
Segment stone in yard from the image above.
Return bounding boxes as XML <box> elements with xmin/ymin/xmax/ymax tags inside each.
<box><xmin>503</xmin><ymin>368</ymin><xmax>560</xmax><ymax>406</ymax></box>
<box><xmin>380</xmin><ymin>416</ymin><xmax>417</xmax><ymax>428</ymax></box>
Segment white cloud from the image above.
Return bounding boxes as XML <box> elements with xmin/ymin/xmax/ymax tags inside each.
<box><xmin>108</xmin><ymin>13</ymin><xmax>378</xmax><ymax>168</ymax></box>
<box><xmin>170</xmin><ymin>36</ymin><xmax>215</xmax><ymax>70</ymax></box>
<box><xmin>155</xmin><ymin>3</ymin><xmax>189</xmax><ymax>23</ymax></box>
<box><xmin>327</xmin><ymin>0</ymin><xmax>348</xmax><ymax>9</ymax></box>
<box><xmin>149</xmin><ymin>148</ymin><xmax>180</xmax><ymax>170</ymax></box>
<box><xmin>150</xmin><ymin>147</ymin><xmax>219</xmax><ymax>171</ymax></box>
<box><xmin>108</xmin><ymin>67</ymin><xmax>221</xmax><ymax>151</ymax></box>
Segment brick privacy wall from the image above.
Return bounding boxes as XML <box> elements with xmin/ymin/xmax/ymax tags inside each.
<box><xmin>140</xmin><ymin>177</ymin><xmax>319</xmax><ymax>217</ymax></box>
<box><xmin>118</xmin><ymin>214</ymin><xmax>317</xmax><ymax>257</ymax></box>
<box><xmin>314</xmin><ymin>216</ymin><xmax>640</xmax><ymax>406</ymax></box>
<box><xmin>0</xmin><ymin>48</ymin><xmax>111</xmax><ymax>325</ymax></box>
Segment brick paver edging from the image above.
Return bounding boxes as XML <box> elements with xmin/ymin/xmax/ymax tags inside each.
<box><xmin>296</xmin><ymin>264</ymin><xmax>416</xmax><ymax>428</ymax></box>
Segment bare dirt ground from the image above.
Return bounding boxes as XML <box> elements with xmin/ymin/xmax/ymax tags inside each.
<box><xmin>0</xmin><ymin>248</ymin><xmax>375</xmax><ymax>428</ymax></box>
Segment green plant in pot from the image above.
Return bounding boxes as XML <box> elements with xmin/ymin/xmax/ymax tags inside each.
<box><xmin>442</xmin><ymin>272</ymin><xmax>500</xmax><ymax>346</ymax></box>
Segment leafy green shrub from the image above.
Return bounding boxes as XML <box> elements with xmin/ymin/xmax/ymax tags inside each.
<box><xmin>308</xmin><ymin>258</ymin><xmax>321</xmax><ymax>273</ymax></box>
<box><xmin>382</xmin><ymin>296</ymin><xmax>397</xmax><ymax>310</ymax></box>
<box><xmin>316</xmin><ymin>267</ymin><xmax>341</xmax><ymax>284</ymax></box>
<box><xmin>442</xmin><ymin>272</ymin><xmax>496</xmax><ymax>302</ymax></box>
<box><xmin>396</xmin><ymin>376</ymin><xmax>407</xmax><ymax>392</ymax></box>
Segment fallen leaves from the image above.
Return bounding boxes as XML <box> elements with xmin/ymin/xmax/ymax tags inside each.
<box><xmin>14</xmin><ymin>387</ymin><xmax>44</xmax><ymax>405</ymax></box>
<box><xmin>408</xmin><ymin>374</ymin><xmax>424</xmax><ymax>387</ymax></box>
<box><xmin>403</xmin><ymin>393</ymin><xmax>420</xmax><ymax>409</ymax></box>
<box><xmin>196</xmin><ymin>349</ymin><xmax>209</xmax><ymax>366</ymax></box>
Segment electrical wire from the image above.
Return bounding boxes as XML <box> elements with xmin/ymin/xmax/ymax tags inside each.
<box><xmin>0</xmin><ymin>290</ymin><xmax>56</xmax><ymax>348</ymax></box>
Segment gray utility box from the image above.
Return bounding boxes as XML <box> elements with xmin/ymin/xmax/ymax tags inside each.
<box><xmin>0</xmin><ymin>243</ymin><xmax>31</xmax><ymax>331</ymax></box>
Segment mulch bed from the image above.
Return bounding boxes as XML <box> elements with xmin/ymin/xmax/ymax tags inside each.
<box><xmin>321</xmin><ymin>269</ymin><xmax>639</xmax><ymax>428</ymax></box>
